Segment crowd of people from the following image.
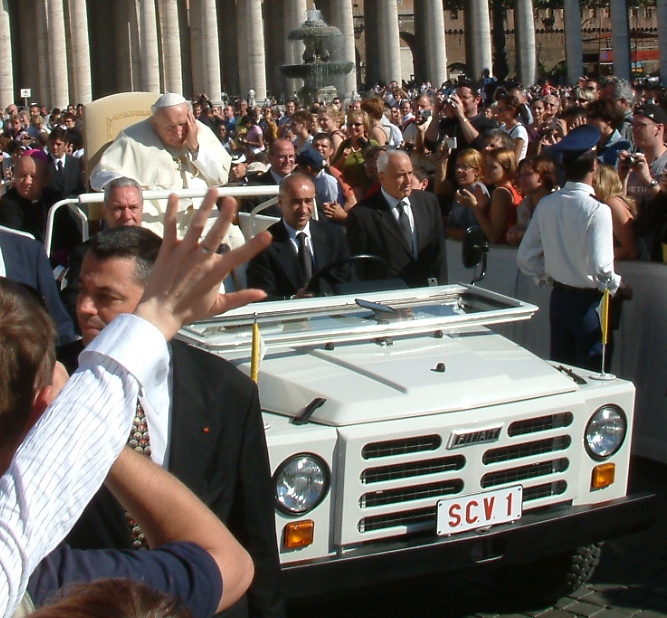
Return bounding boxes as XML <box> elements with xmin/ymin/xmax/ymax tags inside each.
<box><xmin>1</xmin><ymin>70</ymin><xmax>667</xmax><ymax>617</ymax></box>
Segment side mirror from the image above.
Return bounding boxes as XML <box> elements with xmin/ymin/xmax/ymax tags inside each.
<box><xmin>462</xmin><ymin>226</ymin><xmax>489</xmax><ymax>285</ymax></box>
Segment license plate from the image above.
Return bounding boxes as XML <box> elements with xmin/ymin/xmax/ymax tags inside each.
<box><xmin>437</xmin><ymin>486</ymin><xmax>522</xmax><ymax>536</ymax></box>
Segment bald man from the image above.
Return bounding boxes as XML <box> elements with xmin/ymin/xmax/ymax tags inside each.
<box><xmin>89</xmin><ymin>93</ymin><xmax>231</xmax><ymax>237</ymax></box>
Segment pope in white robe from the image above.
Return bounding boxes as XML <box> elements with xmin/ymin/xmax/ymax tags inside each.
<box><xmin>89</xmin><ymin>93</ymin><xmax>232</xmax><ymax>238</ymax></box>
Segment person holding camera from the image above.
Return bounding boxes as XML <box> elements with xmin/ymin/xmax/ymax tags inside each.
<box><xmin>621</xmin><ymin>105</ymin><xmax>667</xmax><ymax>214</ymax></box>
<box><xmin>424</xmin><ymin>82</ymin><xmax>498</xmax><ymax>156</ymax></box>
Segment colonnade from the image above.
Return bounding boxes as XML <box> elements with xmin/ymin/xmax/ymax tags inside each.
<box><xmin>0</xmin><ymin>0</ymin><xmax>658</xmax><ymax>110</ymax></box>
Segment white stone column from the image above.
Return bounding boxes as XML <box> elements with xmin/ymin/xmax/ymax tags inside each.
<box><xmin>161</xmin><ymin>0</ymin><xmax>183</xmax><ymax>94</ymax></box>
<box><xmin>237</xmin><ymin>0</ymin><xmax>249</xmax><ymax>96</ymax></box>
<box><xmin>563</xmin><ymin>0</ymin><xmax>583</xmax><ymax>85</ymax></box>
<box><xmin>190</xmin><ymin>0</ymin><xmax>204</xmax><ymax>97</ymax></box>
<box><xmin>19</xmin><ymin>1</ymin><xmax>39</xmax><ymax>97</ymax></box>
<box><xmin>330</xmin><ymin>0</ymin><xmax>357</xmax><ymax>99</ymax></box>
<box><xmin>116</xmin><ymin>0</ymin><xmax>135</xmax><ymax>92</ymax></box>
<box><xmin>465</xmin><ymin>0</ymin><xmax>493</xmax><ymax>79</ymax></box>
<box><xmin>659</xmin><ymin>0</ymin><xmax>667</xmax><ymax>83</ymax></box>
<box><xmin>377</xmin><ymin>0</ymin><xmax>402</xmax><ymax>84</ymax></box>
<box><xmin>68</xmin><ymin>0</ymin><xmax>93</xmax><ymax>103</ymax></box>
<box><xmin>610</xmin><ymin>0</ymin><xmax>631</xmax><ymax>80</ymax></box>
<box><xmin>201</xmin><ymin>0</ymin><xmax>222</xmax><ymax>100</ymax></box>
<box><xmin>514</xmin><ymin>0</ymin><xmax>537</xmax><ymax>85</ymax></box>
<box><xmin>416</xmin><ymin>0</ymin><xmax>447</xmax><ymax>87</ymax></box>
<box><xmin>0</xmin><ymin>0</ymin><xmax>13</xmax><ymax>107</ymax></box>
<box><xmin>36</xmin><ymin>1</ymin><xmax>50</xmax><ymax>106</ymax></box>
<box><xmin>284</xmin><ymin>0</ymin><xmax>307</xmax><ymax>96</ymax></box>
<box><xmin>245</xmin><ymin>0</ymin><xmax>267</xmax><ymax>101</ymax></box>
<box><xmin>139</xmin><ymin>0</ymin><xmax>160</xmax><ymax>92</ymax></box>
<box><xmin>47</xmin><ymin>0</ymin><xmax>70</xmax><ymax>107</ymax></box>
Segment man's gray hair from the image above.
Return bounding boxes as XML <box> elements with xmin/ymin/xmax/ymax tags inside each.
<box><xmin>601</xmin><ymin>76</ymin><xmax>635</xmax><ymax>106</ymax></box>
<box><xmin>376</xmin><ymin>149</ymin><xmax>410</xmax><ymax>174</ymax></box>
<box><xmin>103</xmin><ymin>177</ymin><xmax>144</xmax><ymax>205</ymax></box>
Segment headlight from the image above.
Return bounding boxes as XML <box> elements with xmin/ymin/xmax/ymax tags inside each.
<box><xmin>274</xmin><ymin>454</ymin><xmax>330</xmax><ymax>515</ymax></box>
<box><xmin>585</xmin><ymin>405</ymin><xmax>627</xmax><ymax>459</ymax></box>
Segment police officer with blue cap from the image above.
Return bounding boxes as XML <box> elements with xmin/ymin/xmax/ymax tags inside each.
<box><xmin>517</xmin><ymin>124</ymin><xmax>625</xmax><ymax>371</ymax></box>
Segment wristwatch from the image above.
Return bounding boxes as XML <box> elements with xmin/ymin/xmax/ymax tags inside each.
<box><xmin>650</xmin><ymin>179</ymin><xmax>659</xmax><ymax>187</ymax></box>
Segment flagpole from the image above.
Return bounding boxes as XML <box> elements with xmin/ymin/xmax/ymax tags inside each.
<box><xmin>600</xmin><ymin>288</ymin><xmax>610</xmax><ymax>375</ymax></box>
<box><xmin>251</xmin><ymin>320</ymin><xmax>260</xmax><ymax>383</ymax></box>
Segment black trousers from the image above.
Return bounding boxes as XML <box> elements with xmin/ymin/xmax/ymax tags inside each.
<box><xmin>549</xmin><ymin>283</ymin><xmax>606</xmax><ymax>372</ymax></box>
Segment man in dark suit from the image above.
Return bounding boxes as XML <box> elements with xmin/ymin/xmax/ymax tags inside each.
<box><xmin>46</xmin><ymin>126</ymin><xmax>85</xmax><ymax>201</ymax></box>
<box><xmin>64</xmin><ymin>226</ymin><xmax>284</xmax><ymax>618</ymax></box>
<box><xmin>60</xmin><ymin>176</ymin><xmax>144</xmax><ymax>328</ymax></box>
<box><xmin>0</xmin><ymin>229</ymin><xmax>77</xmax><ymax>346</ymax></box>
<box><xmin>246</xmin><ymin>173</ymin><xmax>352</xmax><ymax>299</ymax></box>
<box><xmin>0</xmin><ymin>151</ymin><xmax>80</xmax><ymax>266</ymax></box>
<box><xmin>244</xmin><ymin>138</ymin><xmax>296</xmax><ymax>217</ymax></box>
<box><xmin>346</xmin><ymin>150</ymin><xmax>448</xmax><ymax>287</ymax></box>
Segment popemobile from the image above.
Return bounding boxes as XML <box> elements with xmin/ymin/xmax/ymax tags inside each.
<box><xmin>177</xmin><ymin>241</ymin><xmax>656</xmax><ymax>603</ymax></box>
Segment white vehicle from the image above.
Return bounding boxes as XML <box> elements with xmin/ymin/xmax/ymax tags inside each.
<box><xmin>178</xmin><ymin>282</ymin><xmax>655</xmax><ymax>602</ymax></box>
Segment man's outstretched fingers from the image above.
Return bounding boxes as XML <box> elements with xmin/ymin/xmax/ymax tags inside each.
<box><xmin>202</xmin><ymin>192</ymin><xmax>236</xmax><ymax>253</ymax></box>
<box><xmin>184</xmin><ymin>188</ymin><xmax>220</xmax><ymax>250</ymax></box>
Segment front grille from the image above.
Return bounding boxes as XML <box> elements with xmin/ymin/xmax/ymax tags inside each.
<box><xmin>362</xmin><ymin>435</ymin><xmax>442</xmax><ymax>459</ymax></box>
<box><xmin>360</xmin><ymin>479</ymin><xmax>464</xmax><ymax>508</ymax></box>
<box><xmin>523</xmin><ymin>480</ymin><xmax>567</xmax><ymax>502</ymax></box>
<box><xmin>358</xmin><ymin>506</ymin><xmax>435</xmax><ymax>533</ymax></box>
<box><xmin>508</xmin><ymin>412</ymin><xmax>573</xmax><ymax>437</ymax></box>
<box><xmin>347</xmin><ymin>410</ymin><xmax>575</xmax><ymax>544</ymax></box>
<box><xmin>483</xmin><ymin>435</ymin><xmax>571</xmax><ymax>464</ymax></box>
<box><xmin>361</xmin><ymin>455</ymin><xmax>465</xmax><ymax>484</ymax></box>
<box><xmin>481</xmin><ymin>458</ymin><xmax>569</xmax><ymax>488</ymax></box>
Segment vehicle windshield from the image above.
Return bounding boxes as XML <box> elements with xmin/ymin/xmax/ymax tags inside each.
<box><xmin>177</xmin><ymin>284</ymin><xmax>537</xmax><ymax>354</ymax></box>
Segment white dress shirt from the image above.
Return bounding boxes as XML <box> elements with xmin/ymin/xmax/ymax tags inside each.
<box><xmin>0</xmin><ymin>313</ymin><xmax>169</xmax><ymax>617</ymax></box>
<box><xmin>284</xmin><ymin>221</ymin><xmax>315</xmax><ymax>265</ymax></box>
<box><xmin>517</xmin><ymin>182</ymin><xmax>621</xmax><ymax>294</ymax></box>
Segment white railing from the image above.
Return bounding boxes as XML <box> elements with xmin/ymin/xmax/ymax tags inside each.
<box><xmin>44</xmin><ymin>185</ymin><xmax>281</xmax><ymax>257</ymax></box>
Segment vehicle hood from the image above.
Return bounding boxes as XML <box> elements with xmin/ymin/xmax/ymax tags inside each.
<box><xmin>240</xmin><ymin>328</ymin><xmax>578</xmax><ymax>426</ymax></box>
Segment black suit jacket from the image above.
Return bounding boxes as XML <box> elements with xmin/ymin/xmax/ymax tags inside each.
<box><xmin>246</xmin><ymin>219</ymin><xmax>351</xmax><ymax>299</ymax></box>
<box><xmin>47</xmin><ymin>154</ymin><xmax>85</xmax><ymax>200</ymax></box>
<box><xmin>65</xmin><ymin>341</ymin><xmax>284</xmax><ymax>618</ymax></box>
<box><xmin>0</xmin><ymin>229</ymin><xmax>77</xmax><ymax>345</ymax></box>
<box><xmin>60</xmin><ymin>238</ymin><xmax>91</xmax><ymax>330</ymax></box>
<box><xmin>244</xmin><ymin>170</ymin><xmax>283</xmax><ymax>217</ymax></box>
<box><xmin>0</xmin><ymin>187</ymin><xmax>81</xmax><ymax>262</ymax></box>
<box><xmin>346</xmin><ymin>189</ymin><xmax>448</xmax><ymax>287</ymax></box>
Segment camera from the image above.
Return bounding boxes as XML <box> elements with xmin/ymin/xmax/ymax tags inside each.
<box><xmin>626</xmin><ymin>154</ymin><xmax>639</xmax><ymax>166</ymax></box>
<box><xmin>445</xmin><ymin>136</ymin><xmax>458</xmax><ymax>149</ymax></box>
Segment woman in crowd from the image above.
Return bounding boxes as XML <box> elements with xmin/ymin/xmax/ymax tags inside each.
<box><xmin>496</xmin><ymin>93</ymin><xmax>529</xmax><ymax>163</ymax></box>
<box><xmin>506</xmin><ymin>155</ymin><xmax>556</xmax><ymax>245</ymax></box>
<box><xmin>215</xmin><ymin>121</ymin><xmax>237</xmax><ymax>154</ymax></box>
<box><xmin>482</xmin><ymin>129</ymin><xmax>514</xmax><ymax>152</ymax></box>
<box><xmin>317</xmin><ymin>105</ymin><xmax>346</xmax><ymax>151</ymax></box>
<box><xmin>445</xmin><ymin>148</ymin><xmax>490</xmax><ymax>240</ymax></box>
<box><xmin>260</xmin><ymin>107</ymin><xmax>279</xmax><ymax>144</ymax></box>
<box><xmin>593</xmin><ymin>164</ymin><xmax>638</xmax><ymax>261</ymax></box>
<box><xmin>331</xmin><ymin>111</ymin><xmax>378</xmax><ymax>199</ymax></box>
<box><xmin>586</xmin><ymin>99</ymin><xmax>626</xmax><ymax>165</ymax></box>
<box><xmin>361</xmin><ymin>97</ymin><xmax>389</xmax><ymax>146</ymax></box>
<box><xmin>244</xmin><ymin>109</ymin><xmax>265</xmax><ymax>157</ymax></box>
<box><xmin>571</xmin><ymin>85</ymin><xmax>596</xmax><ymax>108</ymax></box>
<box><xmin>460</xmin><ymin>147</ymin><xmax>520</xmax><ymax>244</ymax></box>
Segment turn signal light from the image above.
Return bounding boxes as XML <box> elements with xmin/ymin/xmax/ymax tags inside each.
<box><xmin>283</xmin><ymin>520</ymin><xmax>314</xmax><ymax>549</ymax></box>
<box><xmin>591</xmin><ymin>463</ymin><xmax>615</xmax><ymax>490</ymax></box>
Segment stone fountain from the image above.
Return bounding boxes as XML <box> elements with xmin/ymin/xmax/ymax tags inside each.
<box><xmin>280</xmin><ymin>5</ymin><xmax>354</xmax><ymax>105</ymax></box>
